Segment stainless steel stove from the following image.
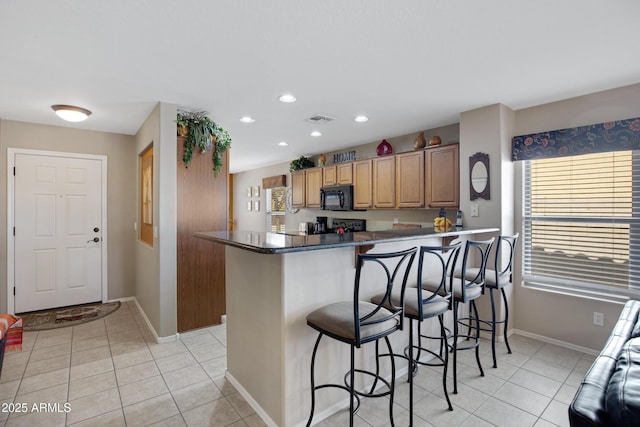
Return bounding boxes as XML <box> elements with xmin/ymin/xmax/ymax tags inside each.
<box><xmin>327</xmin><ymin>218</ymin><xmax>366</xmax><ymax>233</ymax></box>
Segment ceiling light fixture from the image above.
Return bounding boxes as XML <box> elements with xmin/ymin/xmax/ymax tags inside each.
<box><xmin>278</xmin><ymin>141</ymin><xmax>289</xmax><ymax>147</ymax></box>
<box><xmin>278</xmin><ymin>94</ymin><xmax>297</xmax><ymax>103</ymax></box>
<box><xmin>239</xmin><ymin>116</ymin><xmax>255</xmax><ymax>123</ymax></box>
<box><xmin>310</xmin><ymin>131</ymin><xmax>322</xmax><ymax>137</ymax></box>
<box><xmin>354</xmin><ymin>115</ymin><xmax>369</xmax><ymax>123</ymax></box>
<box><xmin>51</xmin><ymin>104</ymin><xmax>92</xmax><ymax>122</ymax></box>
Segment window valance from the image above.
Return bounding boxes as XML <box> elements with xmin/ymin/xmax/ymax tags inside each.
<box><xmin>262</xmin><ymin>175</ymin><xmax>287</xmax><ymax>189</ymax></box>
<box><xmin>512</xmin><ymin>116</ymin><xmax>640</xmax><ymax>161</ymax></box>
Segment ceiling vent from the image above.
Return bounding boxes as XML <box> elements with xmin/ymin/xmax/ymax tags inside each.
<box><xmin>305</xmin><ymin>115</ymin><xmax>335</xmax><ymax>124</ymax></box>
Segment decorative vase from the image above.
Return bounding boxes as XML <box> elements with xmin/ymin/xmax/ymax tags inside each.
<box><xmin>319</xmin><ymin>153</ymin><xmax>326</xmax><ymax>166</ymax></box>
<box><xmin>429</xmin><ymin>135</ymin><xmax>442</xmax><ymax>147</ymax></box>
<box><xmin>414</xmin><ymin>133</ymin><xmax>426</xmax><ymax>149</ymax></box>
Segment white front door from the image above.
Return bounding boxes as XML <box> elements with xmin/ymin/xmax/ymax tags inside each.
<box><xmin>13</xmin><ymin>152</ymin><xmax>104</xmax><ymax>313</ymax></box>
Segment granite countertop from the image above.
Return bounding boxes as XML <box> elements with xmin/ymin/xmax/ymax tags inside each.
<box><xmin>194</xmin><ymin>226</ymin><xmax>499</xmax><ymax>254</ymax></box>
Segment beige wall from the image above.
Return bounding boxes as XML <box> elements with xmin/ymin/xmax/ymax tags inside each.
<box><xmin>511</xmin><ymin>83</ymin><xmax>640</xmax><ymax>351</ymax></box>
<box><xmin>134</xmin><ymin>102</ymin><xmax>178</xmax><ymax>338</ymax></box>
<box><xmin>458</xmin><ymin>104</ymin><xmax>516</xmax><ymax>335</ymax></box>
<box><xmin>0</xmin><ymin>119</ymin><xmax>137</xmax><ymax>312</ymax></box>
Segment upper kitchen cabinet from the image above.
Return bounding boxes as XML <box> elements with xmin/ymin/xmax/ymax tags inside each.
<box><xmin>323</xmin><ymin>163</ymin><xmax>353</xmax><ymax>187</ymax></box>
<box><xmin>291</xmin><ymin>170</ymin><xmax>306</xmax><ymax>208</ymax></box>
<box><xmin>396</xmin><ymin>151</ymin><xmax>425</xmax><ymax>208</ymax></box>
<box><xmin>336</xmin><ymin>163</ymin><xmax>353</xmax><ymax>184</ymax></box>
<box><xmin>305</xmin><ymin>167</ymin><xmax>323</xmax><ymax>208</ymax></box>
<box><xmin>373</xmin><ymin>156</ymin><xmax>396</xmax><ymax>208</ymax></box>
<box><xmin>322</xmin><ymin>166</ymin><xmax>337</xmax><ymax>187</ymax></box>
<box><xmin>426</xmin><ymin>143</ymin><xmax>459</xmax><ymax>208</ymax></box>
<box><xmin>353</xmin><ymin>159</ymin><xmax>373</xmax><ymax>209</ymax></box>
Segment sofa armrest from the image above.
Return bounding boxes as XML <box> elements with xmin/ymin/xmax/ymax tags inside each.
<box><xmin>569</xmin><ymin>300</ymin><xmax>640</xmax><ymax>426</ymax></box>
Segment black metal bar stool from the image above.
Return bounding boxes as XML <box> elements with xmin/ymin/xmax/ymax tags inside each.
<box><xmin>424</xmin><ymin>238</ymin><xmax>494</xmax><ymax>394</ymax></box>
<box><xmin>372</xmin><ymin>242</ymin><xmax>462</xmax><ymax>424</ymax></box>
<box><xmin>305</xmin><ymin>247</ymin><xmax>417</xmax><ymax>427</ymax></box>
<box><xmin>458</xmin><ymin>234</ymin><xmax>518</xmax><ymax>368</ymax></box>
<box><xmin>406</xmin><ymin>242</ymin><xmax>462</xmax><ymax>416</ymax></box>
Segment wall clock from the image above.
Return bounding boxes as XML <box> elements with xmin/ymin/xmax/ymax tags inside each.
<box><xmin>285</xmin><ymin>187</ymin><xmax>299</xmax><ymax>214</ymax></box>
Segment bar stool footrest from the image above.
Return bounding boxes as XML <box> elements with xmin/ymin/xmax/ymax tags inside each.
<box><xmin>344</xmin><ymin>369</ymin><xmax>393</xmax><ymax>399</ymax></box>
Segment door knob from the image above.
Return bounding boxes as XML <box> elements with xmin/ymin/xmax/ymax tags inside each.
<box><xmin>87</xmin><ymin>237</ymin><xmax>100</xmax><ymax>243</ymax></box>
<box><xmin>93</xmin><ymin>227</ymin><xmax>100</xmax><ymax>232</ymax></box>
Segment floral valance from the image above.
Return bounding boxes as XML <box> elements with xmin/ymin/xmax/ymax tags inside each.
<box><xmin>512</xmin><ymin>116</ymin><xmax>640</xmax><ymax>161</ymax></box>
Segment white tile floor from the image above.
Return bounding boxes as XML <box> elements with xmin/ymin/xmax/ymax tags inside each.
<box><xmin>0</xmin><ymin>301</ymin><xmax>592</xmax><ymax>426</ymax></box>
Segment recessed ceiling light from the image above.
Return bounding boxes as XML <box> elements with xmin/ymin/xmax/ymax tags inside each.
<box><xmin>239</xmin><ymin>116</ymin><xmax>255</xmax><ymax>123</ymax></box>
<box><xmin>51</xmin><ymin>104</ymin><xmax>92</xmax><ymax>122</ymax></box>
<box><xmin>278</xmin><ymin>141</ymin><xmax>289</xmax><ymax>147</ymax></box>
<box><xmin>310</xmin><ymin>131</ymin><xmax>322</xmax><ymax>137</ymax></box>
<box><xmin>278</xmin><ymin>94</ymin><xmax>297</xmax><ymax>103</ymax></box>
<box><xmin>354</xmin><ymin>115</ymin><xmax>369</xmax><ymax>123</ymax></box>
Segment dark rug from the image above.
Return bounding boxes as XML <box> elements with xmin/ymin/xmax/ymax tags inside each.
<box><xmin>19</xmin><ymin>301</ymin><xmax>121</xmax><ymax>331</ymax></box>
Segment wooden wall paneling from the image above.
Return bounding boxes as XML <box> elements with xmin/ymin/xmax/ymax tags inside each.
<box><xmin>176</xmin><ymin>136</ymin><xmax>228</xmax><ymax>332</ymax></box>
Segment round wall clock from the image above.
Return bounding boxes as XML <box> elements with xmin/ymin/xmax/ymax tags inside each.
<box><xmin>285</xmin><ymin>188</ymin><xmax>299</xmax><ymax>214</ymax></box>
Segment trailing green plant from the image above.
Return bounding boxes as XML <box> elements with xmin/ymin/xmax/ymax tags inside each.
<box><xmin>177</xmin><ymin>109</ymin><xmax>232</xmax><ymax>176</ymax></box>
<box><xmin>289</xmin><ymin>155</ymin><xmax>315</xmax><ymax>172</ymax></box>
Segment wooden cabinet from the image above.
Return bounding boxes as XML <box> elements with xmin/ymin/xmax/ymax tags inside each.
<box><xmin>336</xmin><ymin>163</ymin><xmax>353</xmax><ymax>184</ymax></box>
<box><xmin>396</xmin><ymin>151</ymin><xmax>425</xmax><ymax>208</ymax></box>
<box><xmin>353</xmin><ymin>160</ymin><xmax>373</xmax><ymax>209</ymax></box>
<box><xmin>290</xmin><ymin>143</ymin><xmax>458</xmax><ymax>211</ymax></box>
<box><xmin>373</xmin><ymin>156</ymin><xmax>396</xmax><ymax>208</ymax></box>
<box><xmin>323</xmin><ymin>163</ymin><xmax>352</xmax><ymax>187</ymax></box>
<box><xmin>426</xmin><ymin>143</ymin><xmax>459</xmax><ymax>208</ymax></box>
<box><xmin>291</xmin><ymin>171</ymin><xmax>306</xmax><ymax>208</ymax></box>
<box><xmin>305</xmin><ymin>167</ymin><xmax>323</xmax><ymax>208</ymax></box>
<box><xmin>322</xmin><ymin>166</ymin><xmax>337</xmax><ymax>187</ymax></box>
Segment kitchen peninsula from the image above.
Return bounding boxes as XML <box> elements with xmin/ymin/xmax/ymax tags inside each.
<box><xmin>196</xmin><ymin>226</ymin><xmax>498</xmax><ymax>427</ymax></box>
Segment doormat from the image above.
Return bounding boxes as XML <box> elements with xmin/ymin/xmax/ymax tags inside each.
<box><xmin>19</xmin><ymin>301</ymin><xmax>121</xmax><ymax>331</ymax></box>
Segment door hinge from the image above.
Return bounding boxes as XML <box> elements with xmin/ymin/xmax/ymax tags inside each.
<box><xmin>13</xmin><ymin>227</ymin><xmax>15</xmax><ymax>236</ymax></box>
<box><xmin>13</xmin><ymin>167</ymin><xmax>15</xmax><ymax>176</ymax></box>
<box><xmin>13</xmin><ymin>287</ymin><xmax>15</xmax><ymax>296</ymax></box>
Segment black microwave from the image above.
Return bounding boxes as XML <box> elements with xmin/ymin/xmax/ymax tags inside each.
<box><xmin>320</xmin><ymin>185</ymin><xmax>354</xmax><ymax>211</ymax></box>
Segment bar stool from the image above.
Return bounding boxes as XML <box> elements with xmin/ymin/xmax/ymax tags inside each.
<box><xmin>424</xmin><ymin>238</ymin><xmax>494</xmax><ymax>394</ymax></box>
<box><xmin>458</xmin><ymin>234</ymin><xmax>518</xmax><ymax>368</ymax></box>
<box><xmin>305</xmin><ymin>247</ymin><xmax>417</xmax><ymax>427</ymax></box>
<box><xmin>372</xmin><ymin>242</ymin><xmax>462</xmax><ymax>423</ymax></box>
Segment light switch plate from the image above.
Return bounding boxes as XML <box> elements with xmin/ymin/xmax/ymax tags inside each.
<box><xmin>470</xmin><ymin>203</ymin><xmax>479</xmax><ymax>217</ymax></box>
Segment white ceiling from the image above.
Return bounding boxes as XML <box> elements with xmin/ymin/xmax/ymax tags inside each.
<box><xmin>1</xmin><ymin>1</ymin><xmax>639</xmax><ymax>173</ymax></box>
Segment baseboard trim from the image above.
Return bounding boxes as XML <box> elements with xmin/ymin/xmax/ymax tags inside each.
<box><xmin>109</xmin><ymin>297</ymin><xmax>177</xmax><ymax>344</ymax></box>
<box><xmin>226</xmin><ymin>371</ymin><xmax>279</xmax><ymax>427</ymax></box>
<box><xmin>513</xmin><ymin>329</ymin><xmax>599</xmax><ymax>356</ymax></box>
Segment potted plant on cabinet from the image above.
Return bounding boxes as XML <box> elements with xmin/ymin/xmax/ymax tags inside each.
<box><xmin>177</xmin><ymin>110</ymin><xmax>232</xmax><ymax>176</ymax></box>
<box><xmin>289</xmin><ymin>155</ymin><xmax>314</xmax><ymax>172</ymax></box>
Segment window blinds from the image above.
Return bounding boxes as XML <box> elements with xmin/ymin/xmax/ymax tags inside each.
<box><xmin>524</xmin><ymin>150</ymin><xmax>640</xmax><ymax>292</ymax></box>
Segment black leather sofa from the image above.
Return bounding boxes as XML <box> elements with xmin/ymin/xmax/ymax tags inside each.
<box><xmin>569</xmin><ymin>299</ymin><xmax>640</xmax><ymax>426</ymax></box>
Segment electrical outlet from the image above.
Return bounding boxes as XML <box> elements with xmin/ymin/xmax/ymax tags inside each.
<box><xmin>470</xmin><ymin>203</ymin><xmax>479</xmax><ymax>217</ymax></box>
<box><xmin>393</xmin><ymin>218</ymin><xmax>399</xmax><ymax>224</ymax></box>
<box><xmin>593</xmin><ymin>312</ymin><xmax>604</xmax><ymax>326</ymax></box>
